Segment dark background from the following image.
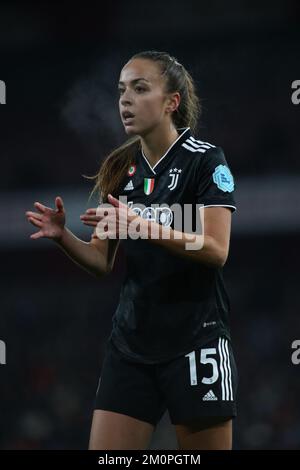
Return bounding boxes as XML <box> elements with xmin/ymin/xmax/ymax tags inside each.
<box><xmin>0</xmin><ymin>0</ymin><xmax>300</xmax><ymax>449</ymax></box>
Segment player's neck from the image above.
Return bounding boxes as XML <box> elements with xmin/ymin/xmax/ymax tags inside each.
<box><xmin>141</xmin><ymin>124</ymin><xmax>179</xmax><ymax>168</ymax></box>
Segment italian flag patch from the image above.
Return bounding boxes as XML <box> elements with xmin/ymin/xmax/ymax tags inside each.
<box><xmin>144</xmin><ymin>178</ymin><xmax>155</xmax><ymax>195</ymax></box>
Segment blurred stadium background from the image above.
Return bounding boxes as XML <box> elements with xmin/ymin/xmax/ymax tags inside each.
<box><xmin>0</xmin><ymin>0</ymin><xmax>300</xmax><ymax>449</ymax></box>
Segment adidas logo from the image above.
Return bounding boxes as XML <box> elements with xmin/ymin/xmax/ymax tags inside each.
<box><xmin>124</xmin><ymin>180</ymin><xmax>134</xmax><ymax>191</ymax></box>
<box><xmin>202</xmin><ymin>390</ymin><xmax>218</xmax><ymax>401</ymax></box>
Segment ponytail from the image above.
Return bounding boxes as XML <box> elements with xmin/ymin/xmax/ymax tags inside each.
<box><xmin>84</xmin><ymin>136</ymin><xmax>140</xmax><ymax>204</ymax></box>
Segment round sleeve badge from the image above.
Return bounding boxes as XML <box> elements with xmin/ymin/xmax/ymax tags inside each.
<box><xmin>212</xmin><ymin>165</ymin><xmax>234</xmax><ymax>193</ymax></box>
<box><xmin>127</xmin><ymin>164</ymin><xmax>136</xmax><ymax>176</ymax></box>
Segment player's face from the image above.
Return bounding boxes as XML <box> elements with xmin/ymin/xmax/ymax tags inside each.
<box><xmin>118</xmin><ymin>59</ymin><xmax>171</xmax><ymax>137</ymax></box>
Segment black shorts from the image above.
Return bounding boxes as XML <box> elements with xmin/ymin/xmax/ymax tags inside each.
<box><xmin>94</xmin><ymin>336</ymin><xmax>238</xmax><ymax>426</ymax></box>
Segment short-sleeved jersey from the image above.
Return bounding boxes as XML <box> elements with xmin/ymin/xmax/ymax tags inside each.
<box><xmin>108</xmin><ymin>127</ymin><xmax>236</xmax><ymax>364</ymax></box>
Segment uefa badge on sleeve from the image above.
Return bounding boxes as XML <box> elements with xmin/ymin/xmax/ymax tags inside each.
<box><xmin>212</xmin><ymin>165</ymin><xmax>234</xmax><ymax>193</ymax></box>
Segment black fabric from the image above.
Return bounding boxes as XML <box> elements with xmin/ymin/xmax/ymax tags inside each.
<box><xmin>108</xmin><ymin>127</ymin><xmax>237</xmax><ymax>363</ymax></box>
<box><xmin>95</xmin><ymin>336</ymin><xmax>238</xmax><ymax>425</ymax></box>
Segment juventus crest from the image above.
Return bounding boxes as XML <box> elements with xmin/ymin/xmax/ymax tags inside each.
<box><xmin>168</xmin><ymin>168</ymin><xmax>182</xmax><ymax>191</ymax></box>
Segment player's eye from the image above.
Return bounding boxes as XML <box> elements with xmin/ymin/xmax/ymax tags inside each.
<box><xmin>118</xmin><ymin>86</ymin><xmax>147</xmax><ymax>95</ymax></box>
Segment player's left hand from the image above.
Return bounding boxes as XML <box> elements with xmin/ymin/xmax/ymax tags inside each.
<box><xmin>80</xmin><ymin>194</ymin><xmax>140</xmax><ymax>239</ymax></box>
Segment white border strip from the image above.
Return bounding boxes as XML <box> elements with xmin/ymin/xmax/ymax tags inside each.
<box><xmin>225</xmin><ymin>340</ymin><xmax>233</xmax><ymax>401</ymax></box>
<box><xmin>218</xmin><ymin>338</ymin><xmax>226</xmax><ymax>400</ymax></box>
<box><xmin>141</xmin><ymin>127</ymin><xmax>191</xmax><ymax>174</ymax></box>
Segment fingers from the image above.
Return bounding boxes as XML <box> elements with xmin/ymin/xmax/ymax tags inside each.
<box><xmin>25</xmin><ymin>209</ymin><xmax>43</xmax><ymax>239</ymax></box>
<box><xmin>56</xmin><ymin>196</ymin><xmax>64</xmax><ymax>212</ymax></box>
<box><xmin>25</xmin><ymin>211</ymin><xmax>42</xmax><ymax>220</ymax></box>
<box><xmin>81</xmin><ymin>206</ymin><xmax>117</xmax><ymax>218</ymax></box>
<box><xmin>80</xmin><ymin>211</ymin><xmax>112</xmax><ymax>226</ymax></box>
<box><xmin>80</xmin><ymin>215</ymin><xmax>100</xmax><ymax>222</ymax></box>
<box><xmin>33</xmin><ymin>202</ymin><xmax>48</xmax><ymax>213</ymax></box>
<box><xmin>84</xmin><ymin>208</ymin><xmax>97</xmax><ymax>215</ymax></box>
<box><xmin>80</xmin><ymin>204</ymin><xmax>128</xmax><ymax>229</ymax></box>
<box><xmin>107</xmin><ymin>194</ymin><xmax>119</xmax><ymax>206</ymax></box>
<box><xmin>30</xmin><ymin>231</ymin><xmax>44</xmax><ymax>240</ymax></box>
<box><xmin>107</xmin><ymin>194</ymin><xmax>127</xmax><ymax>209</ymax></box>
<box><xmin>80</xmin><ymin>207</ymin><xmax>109</xmax><ymax>223</ymax></box>
<box><xmin>107</xmin><ymin>194</ymin><xmax>128</xmax><ymax>210</ymax></box>
<box><xmin>27</xmin><ymin>216</ymin><xmax>43</xmax><ymax>228</ymax></box>
<box><xmin>81</xmin><ymin>220</ymin><xmax>97</xmax><ymax>227</ymax></box>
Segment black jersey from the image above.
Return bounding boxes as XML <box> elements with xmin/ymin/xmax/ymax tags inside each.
<box><xmin>108</xmin><ymin>127</ymin><xmax>236</xmax><ymax>364</ymax></box>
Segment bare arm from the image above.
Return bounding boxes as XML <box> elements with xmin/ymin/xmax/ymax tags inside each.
<box><xmin>25</xmin><ymin>197</ymin><xmax>120</xmax><ymax>279</ymax></box>
<box><xmin>96</xmin><ymin>195</ymin><xmax>231</xmax><ymax>269</ymax></box>
<box><xmin>140</xmin><ymin>206</ymin><xmax>232</xmax><ymax>268</ymax></box>
<box><xmin>54</xmin><ymin>227</ymin><xmax>120</xmax><ymax>278</ymax></box>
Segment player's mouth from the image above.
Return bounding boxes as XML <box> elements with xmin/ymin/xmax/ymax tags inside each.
<box><xmin>122</xmin><ymin>110</ymin><xmax>135</xmax><ymax>126</ymax></box>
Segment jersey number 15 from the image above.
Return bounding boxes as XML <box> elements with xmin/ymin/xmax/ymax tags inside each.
<box><xmin>185</xmin><ymin>348</ymin><xmax>219</xmax><ymax>386</ymax></box>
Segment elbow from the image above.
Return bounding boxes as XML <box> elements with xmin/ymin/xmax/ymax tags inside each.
<box><xmin>195</xmin><ymin>251</ymin><xmax>227</xmax><ymax>269</ymax></box>
<box><xmin>94</xmin><ymin>264</ymin><xmax>112</xmax><ymax>280</ymax></box>
<box><xmin>199</xmin><ymin>236</ymin><xmax>229</xmax><ymax>268</ymax></box>
<box><xmin>209</xmin><ymin>237</ymin><xmax>229</xmax><ymax>268</ymax></box>
<box><xmin>105</xmin><ymin>264</ymin><xmax>113</xmax><ymax>275</ymax></box>
<box><xmin>214</xmin><ymin>249</ymin><xmax>228</xmax><ymax>268</ymax></box>
<box><xmin>204</xmin><ymin>247</ymin><xmax>228</xmax><ymax>269</ymax></box>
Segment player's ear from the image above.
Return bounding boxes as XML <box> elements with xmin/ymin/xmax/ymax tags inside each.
<box><xmin>165</xmin><ymin>91</ymin><xmax>180</xmax><ymax>114</ymax></box>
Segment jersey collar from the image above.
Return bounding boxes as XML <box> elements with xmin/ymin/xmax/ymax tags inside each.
<box><xmin>140</xmin><ymin>127</ymin><xmax>191</xmax><ymax>176</ymax></box>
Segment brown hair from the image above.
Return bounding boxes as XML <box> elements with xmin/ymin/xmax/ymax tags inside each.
<box><xmin>85</xmin><ymin>51</ymin><xmax>201</xmax><ymax>204</ymax></box>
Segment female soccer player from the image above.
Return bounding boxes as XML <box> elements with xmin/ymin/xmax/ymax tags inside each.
<box><xmin>25</xmin><ymin>51</ymin><xmax>238</xmax><ymax>450</ymax></box>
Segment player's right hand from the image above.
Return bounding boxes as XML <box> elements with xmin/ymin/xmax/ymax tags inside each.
<box><xmin>25</xmin><ymin>196</ymin><xmax>66</xmax><ymax>241</ymax></box>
